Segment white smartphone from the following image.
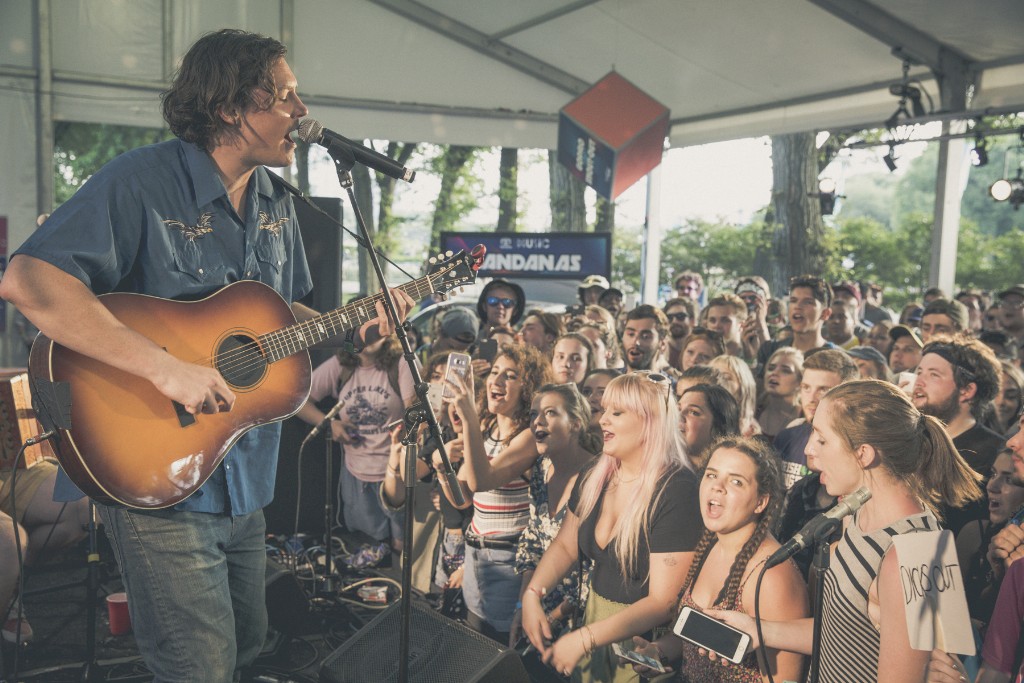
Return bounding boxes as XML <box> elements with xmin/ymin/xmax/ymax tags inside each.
<box><xmin>672</xmin><ymin>606</ymin><xmax>751</xmax><ymax>664</ymax></box>
<box><xmin>610</xmin><ymin>643</ymin><xmax>667</xmax><ymax>673</ymax></box>
<box><xmin>442</xmin><ymin>352</ymin><xmax>472</xmax><ymax>401</ymax></box>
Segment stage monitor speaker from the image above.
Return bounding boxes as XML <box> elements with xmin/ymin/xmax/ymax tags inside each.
<box><xmin>557</xmin><ymin>71</ymin><xmax>669</xmax><ymax>200</ymax></box>
<box><xmin>265</xmin><ymin>557</ymin><xmax>311</xmax><ymax>635</ymax></box>
<box><xmin>320</xmin><ymin>601</ymin><xmax>529</xmax><ymax>683</ymax></box>
<box><xmin>294</xmin><ymin>196</ymin><xmax>343</xmax><ymax>321</ymax></box>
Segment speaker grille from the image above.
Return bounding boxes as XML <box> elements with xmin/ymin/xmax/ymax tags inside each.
<box><xmin>320</xmin><ymin>601</ymin><xmax>528</xmax><ymax>683</ymax></box>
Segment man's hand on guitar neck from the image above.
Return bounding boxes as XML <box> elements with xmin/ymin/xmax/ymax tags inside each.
<box><xmin>293</xmin><ymin>286</ymin><xmax>416</xmax><ymax>349</ymax></box>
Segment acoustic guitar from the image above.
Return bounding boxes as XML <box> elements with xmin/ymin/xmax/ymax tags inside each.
<box><xmin>28</xmin><ymin>247</ymin><xmax>483</xmax><ymax>509</ymax></box>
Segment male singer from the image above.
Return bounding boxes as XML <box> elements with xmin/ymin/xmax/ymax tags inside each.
<box><xmin>0</xmin><ymin>29</ymin><xmax>412</xmax><ymax>681</ymax></box>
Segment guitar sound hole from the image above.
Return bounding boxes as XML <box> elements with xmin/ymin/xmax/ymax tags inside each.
<box><xmin>215</xmin><ymin>334</ymin><xmax>268</xmax><ymax>389</ymax></box>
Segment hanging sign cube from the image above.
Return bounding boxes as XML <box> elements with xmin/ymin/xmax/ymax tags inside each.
<box><xmin>557</xmin><ymin>71</ymin><xmax>669</xmax><ymax>200</ymax></box>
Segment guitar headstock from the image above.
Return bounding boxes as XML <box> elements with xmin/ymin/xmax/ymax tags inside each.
<box><xmin>426</xmin><ymin>245</ymin><xmax>486</xmax><ymax>297</ymax></box>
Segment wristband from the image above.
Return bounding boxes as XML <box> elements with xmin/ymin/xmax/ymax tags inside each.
<box><xmin>515</xmin><ymin>601</ymin><xmax>522</xmax><ymax>610</ymax></box>
<box><xmin>525</xmin><ymin>585</ymin><xmax>546</xmax><ymax>600</ymax></box>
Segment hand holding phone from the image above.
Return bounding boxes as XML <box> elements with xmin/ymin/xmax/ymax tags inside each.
<box><xmin>672</xmin><ymin>606</ymin><xmax>751</xmax><ymax>664</ymax></box>
<box><xmin>442</xmin><ymin>352</ymin><xmax>472</xmax><ymax>401</ymax></box>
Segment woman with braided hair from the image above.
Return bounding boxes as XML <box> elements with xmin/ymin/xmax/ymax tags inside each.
<box><xmin>706</xmin><ymin>379</ymin><xmax>983</xmax><ymax>683</ymax></box>
<box><xmin>631</xmin><ymin>437</ymin><xmax>808</xmax><ymax>681</ymax></box>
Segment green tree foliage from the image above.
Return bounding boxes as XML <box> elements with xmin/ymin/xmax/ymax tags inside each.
<box><xmin>54</xmin><ymin>122</ymin><xmax>172</xmax><ymax>204</ymax></box>
<box><xmin>429</xmin><ymin>145</ymin><xmax>483</xmax><ymax>250</ymax></box>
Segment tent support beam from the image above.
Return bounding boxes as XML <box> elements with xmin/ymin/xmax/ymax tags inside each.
<box><xmin>367</xmin><ymin>0</ymin><xmax>590</xmax><ymax>95</ymax></box>
<box><xmin>489</xmin><ymin>0</ymin><xmax>602</xmax><ymax>40</ymax></box>
<box><xmin>35</xmin><ymin>0</ymin><xmax>54</xmax><ymax>216</ymax></box>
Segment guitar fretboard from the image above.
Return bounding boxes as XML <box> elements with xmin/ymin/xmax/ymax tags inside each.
<box><xmin>258</xmin><ymin>270</ymin><xmax>443</xmax><ymax>363</ymax></box>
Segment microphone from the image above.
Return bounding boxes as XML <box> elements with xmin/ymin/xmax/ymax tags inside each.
<box><xmin>296</xmin><ymin>119</ymin><xmax>416</xmax><ymax>183</ymax></box>
<box><xmin>304</xmin><ymin>399</ymin><xmax>346</xmax><ymax>442</ymax></box>
<box><xmin>765</xmin><ymin>487</ymin><xmax>872</xmax><ymax>569</ymax></box>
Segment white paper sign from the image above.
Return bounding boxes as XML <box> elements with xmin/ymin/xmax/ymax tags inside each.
<box><xmin>893</xmin><ymin>529</ymin><xmax>975</xmax><ymax>655</ymax></box>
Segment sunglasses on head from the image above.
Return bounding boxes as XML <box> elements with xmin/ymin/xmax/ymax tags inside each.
<box><xmin>486</xmin><ymin>296</ymin><xmax>515</xmax><ymax>308</ymax></box>
<box><xmin>638</xmin><ymin>371</ymin><xmax>672</xmax><ymax>409</ymax></box>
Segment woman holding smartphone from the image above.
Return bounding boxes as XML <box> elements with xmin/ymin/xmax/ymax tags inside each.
<box><xmin>631</xmin><ymin>437</ymin><xmax>808</xmax><ymax>681</ymax></box>
<box><xmin>509</xmin><ymin>383</ymin><xmax>601</xmax><ymax>646</ymax></box>
<box><xmin>441</xmin><ymin>344</ymin><xmax>553</xmax><ymax>642</ymax></box>
<box><xmin>522</xmin><ymin>372</ymin><xmax>702</xmax><ymax>682</ymax></box>
<box><xmin>706</xmin><ymin>380</ymin><xmax>982</xmax><ymax>683</ymax></box>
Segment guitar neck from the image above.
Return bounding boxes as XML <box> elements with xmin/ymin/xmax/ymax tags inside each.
<box><xmin>260</xmin><ymin>277</ymin><xmax>434</xmax><ymax>362</ymax></box>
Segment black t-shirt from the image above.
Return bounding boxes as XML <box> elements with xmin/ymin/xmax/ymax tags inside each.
<box><xmin>569</xmin><ymin>466</ymin><xmax>702</xmax><ymax>604</ymax></box>
<box><xmin>943</xmin><ymin>423</ymin><xmax>1006</xmax><ymax>535</ymax></box>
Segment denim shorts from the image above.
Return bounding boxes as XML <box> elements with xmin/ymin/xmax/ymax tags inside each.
<box><xmin>461</xmin><ymin>543</ymin><xmax>519</xmax><ymax>634</ymax></box>
<box><xmin>340</xmin><ymin>465</ymin><xmax>404</xmax><ymax>542</ymax></box>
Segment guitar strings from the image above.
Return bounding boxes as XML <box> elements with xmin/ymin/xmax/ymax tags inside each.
<box><xmin>189</xmin><ymin>266</ymin><xmax>464</xmax><ymax>379</ymax></box>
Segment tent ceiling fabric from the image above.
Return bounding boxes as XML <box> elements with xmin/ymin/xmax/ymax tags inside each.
<box><xmin>2</xmin><ymin>0</ymin><xmax>1023</xmax><ymax>149</ymax></box>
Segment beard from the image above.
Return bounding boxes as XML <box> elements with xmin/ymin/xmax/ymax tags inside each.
<box><xmin>625</xmin><ymin>347</ymin><xmax>656</xmax><ymax>370</ymax></box>
<box><xmin>918</xmin><ymin>391</ymin><xmax>961</xmax><ymax>425</ymax></box>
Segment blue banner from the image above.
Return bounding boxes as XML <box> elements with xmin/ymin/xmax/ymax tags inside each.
<box><xmin>440</xmin><ymin>232</ymin><xmax>611</xmax><ymax>280</ymax></box>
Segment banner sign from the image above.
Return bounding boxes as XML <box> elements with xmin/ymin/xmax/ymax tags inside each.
<box><xmin>894</xmin><ymin>530</ymin><xmax>975</xmax><ymax>655</ymax></box>
<box><xmin>440</xmin><ymin>232</ymin><xmax>611</xmax><ymax>280</ymax></box>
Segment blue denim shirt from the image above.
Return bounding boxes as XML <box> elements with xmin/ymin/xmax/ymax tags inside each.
<box><xmin>15</xmin><ymin>139</ymin><xmax>312</xmax><ymax>515</ymax></box>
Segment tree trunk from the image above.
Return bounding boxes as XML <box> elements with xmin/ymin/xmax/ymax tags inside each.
<box><xmin>376</xmin><ymin>142</ymin><xmax>418</xmax><ymax>257</ymax></box>
<box><xmin>430</xmin><ymin>145</ymin><xmax>475</xmax><ymax>250</ymax></box>
<box><xmin>496</xmin><ymin>147</ymin><xmax>518</xmax><ymax>233</ymax></box>
<box><xmin>352</xmin><ymin>162</ymin><xmax>377</xmax><ymax>296</ymax></box>
<box><xmin>594</xmin><ymin>195</ymin><xmax>615</xmax><ymax>236</ymax></box>
<box><xmin>549</xmin><ymin>154</ymin><xmax>587</xmax><ymax>232</ymax></box>
<box><xmin>765</xmin><ymin>132</ymin><xmax>828</xmax><ymax>296</ymax></box>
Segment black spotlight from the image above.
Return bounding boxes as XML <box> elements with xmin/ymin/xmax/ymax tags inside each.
<box><xmin>817</xmin><ymin>178</ymin><xmax>838</xmax><ymax>215</ymax></box>
<box><xmin>883</xmin><ymin>145</ymin><xmax>898</xmax><ymax>172</ymax></box>
<box><xmin>990</xmin><ymin>169</ymin><xmax>1024</xmax><ymax>210</ymax></box>
<box><xmin>971</xmin><ymin>135</ymin><xmax>989</xmax><ymax>167</ymax></box>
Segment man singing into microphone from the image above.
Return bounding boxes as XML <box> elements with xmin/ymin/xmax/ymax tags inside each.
<box><xmin>0</xmin><ymin>29</ymin><xmax>413</xmax><ymax>681</ymax></box>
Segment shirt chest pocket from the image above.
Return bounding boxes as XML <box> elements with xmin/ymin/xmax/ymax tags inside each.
<box><xmin>254</xmin><ymin>230</ymin><xmax>285</xmax><ymax>289</ymax></box>
<box><xmin>171</xmin><ymin>243</ymin><xmax>225</xmax><ymax>286</ymax></box>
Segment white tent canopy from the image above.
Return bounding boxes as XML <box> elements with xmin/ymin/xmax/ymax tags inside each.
<box><xmin>1</xmin><ymin>0</ymin><xmax>1023</xmax><ymax>358</ymax></box>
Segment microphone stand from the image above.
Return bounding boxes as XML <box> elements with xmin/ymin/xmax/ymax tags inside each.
<box><xmin>326</xmin><ymin>145</ymin><xmax>463</xmax><ymax>683</ymax></box>
<box><xmin>321</xmin><ymin>425</ymin><xmax>337</xmax><ymax>596</ymax></box>
<box><xmin>807</xmin><ymin>519</ymin><xmax>840</xmax><ymax>683</ymax></box>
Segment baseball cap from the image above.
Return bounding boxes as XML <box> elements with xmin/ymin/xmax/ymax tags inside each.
<box><xmin>847</xmin><ymin>345</ymin><xmax>887</xmax><ymax>366</ymax></box>
<box><xmin>579</xmin><ymin>275</ymin><xmax>610</xmax><ymax>291</ymax></box>
<box><xmin>997</xmin><ymin>284</ymin><xmax>1024</xmax><ymax>299</ymax></box>
<box><xmin>889</xmin><ymin>324</ymin><xmax>923</xmax><ymax>348</ymax></box>
<box><xmin>440</xmin><ymin>307</ymin><xmax>479</xmax><ymax>343</ymax></box>
<box><xmin>832</xmin><ymin>281</ymin><xmax>861</xmax><ymax>303</ymax></box>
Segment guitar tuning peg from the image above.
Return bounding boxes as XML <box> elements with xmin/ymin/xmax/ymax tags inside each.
<box><xmin>445</xmin><ymin>250</ymin><xmax>453</xmax><ymax>258</ymax></box>
<box><xmin>428</xmin><ymin>257</ymin><xmax>437</xmax><ymax>264</ymax></box>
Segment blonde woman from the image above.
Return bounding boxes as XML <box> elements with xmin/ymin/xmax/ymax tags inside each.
<box><xmin>755</xmin><ymin>347</ymin><xmax>803</xmax><ymax>440</ymax></box>
<box><xmin>708</xmin><ymin>355</ymin><xmax>761</xmax><ymax>437</ymax></box>
<box><xmin>522</xmin><ymin>373</ymin><xmax>702</xmax><ymax>682</ymax></box>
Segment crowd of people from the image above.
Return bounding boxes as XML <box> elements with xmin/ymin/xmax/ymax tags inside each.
<box><xmin>314</xmin><ymin>269</ymin><xmax>1024</xmax><ymax>683</ymax></box>
<box><xmin>1</xmin><ymin>25</ymin><xmax>1022</xmax><ymax>683</ymax></box>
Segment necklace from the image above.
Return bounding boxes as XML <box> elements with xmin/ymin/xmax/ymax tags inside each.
<box><xmin>615</xmin><ymin>470</ymin><xmax>640</xmax><ymax>484</ymax></box>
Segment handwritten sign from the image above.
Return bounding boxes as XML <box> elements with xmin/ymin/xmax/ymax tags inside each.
<box><xmin>893</xmin><ymin>529</ymin><xmax>975</xmax><ymax>655</ymax></box>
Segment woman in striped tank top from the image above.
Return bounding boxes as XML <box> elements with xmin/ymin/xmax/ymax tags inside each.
<box><xmin>707</xmin><ymin>379</ymin><xmax>982</xmax><ymax>683</ymax></box>
<box><xmin>442</xmin><ymin>343</ymin><xmax>554</xmax><ymax>642</ymax></box>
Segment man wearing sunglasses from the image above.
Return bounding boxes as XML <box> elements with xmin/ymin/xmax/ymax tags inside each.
<box><xmin>475</xmin><ymin>278</ymin><xmax>525</xmax><ymax>337</ymax></box>
<box><xmin>663</xmin><ymin>297</ymin><xmax>696</xmax><ymax>370</ymax></box>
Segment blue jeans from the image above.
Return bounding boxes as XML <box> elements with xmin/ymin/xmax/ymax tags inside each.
<box><xmin>98</xmin><ymin>506</ymin><xmax>267</xmax><ymax>683</ymax></box>
<box><xmin>340</xmin><ymin>466</ymin><xmax>404</xmax><ymax>542</ymax></box>
<box><xmin>462</xmin><ymin>543</ymin><xmax>519</xmax><ymax>636</ymax></box>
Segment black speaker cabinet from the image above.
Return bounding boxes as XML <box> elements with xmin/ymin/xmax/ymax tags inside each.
<box><xmin>264</xmin><ymin>557</ymin><xmax>310</xmax><ymax>634</ymax></box>
<box><xmin>320</xmin><ymin>601</ymin><xmax>529</xmax><ymax>683</ymax></box>
<box><xmin>294</xmin><ymin>195</ymin><xmax>343</xmax><ymax>319</ymax></box>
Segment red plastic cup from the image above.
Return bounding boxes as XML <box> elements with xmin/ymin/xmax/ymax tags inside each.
<box><xmin>106</xmin><ymin>592</ymin><xmax>131</xmax><ymax>635</ymax></box>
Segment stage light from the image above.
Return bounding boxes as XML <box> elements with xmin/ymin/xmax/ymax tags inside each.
<box><xmin>971</xmin><ymin>135</ymin><xmax>988</xmax><ymax>167</ymax></box>
<box><xmin>811</xmin><ymin>178</ymin><xmax>840</xmax><ymax>216</ymax></box>
<box><xmin>990</xmin><ymin>169</ymin><xmax>1024</xmax><ymax>209</ymax></box>
<box><xmin>883</xmin><ymin>146</ymin><xmax>898</xmax><ymax>172</ymax></box>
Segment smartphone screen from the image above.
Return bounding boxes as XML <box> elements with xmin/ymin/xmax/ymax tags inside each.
<box><xmin>473</xmin><ymin>338</ymin><xmax>498</xmax><ymax>363</ymax></box>
<box><xmin>442</xmin><ymin>352</ymin><xmax>472</xmax><ymax>401</ymax></box>
<box><xmin>610</xmin><ymin>643</ymin><xmax>666</xmax><ymax>673</ymax></box>
<box><xmin>672</xmin><ymin>607</ymin><xmax>749</xmax><ymax>663</ymax></box>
